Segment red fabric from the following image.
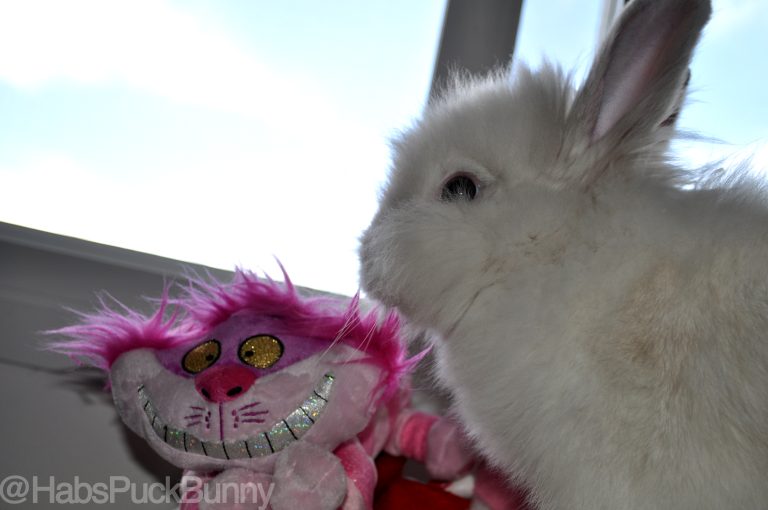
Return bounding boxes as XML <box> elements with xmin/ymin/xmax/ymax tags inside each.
<box><xmin>373</xmin><ymin>453</ymin><xmax>407</xmax><ymax>501</ymax></box>
<box><xmin>375</xmin><ymin>479</ymin><xmax>471</xmax><ymax>510</ymax></box>
<box><xmin>373</xmin><ymin>453</ymin><xmax>470</xmax><ymax>510</ymax></box>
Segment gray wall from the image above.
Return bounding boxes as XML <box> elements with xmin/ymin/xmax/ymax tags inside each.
<box><xmin>0</xmin><ymin>222</ymin><xmax>230</xmax><ymax>508</ymax></box>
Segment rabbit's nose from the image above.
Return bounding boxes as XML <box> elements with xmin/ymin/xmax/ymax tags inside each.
<box><xmin>194</xmin><ymin>365</ymin><xmax>257</xmax><ymax>403</ymax></box>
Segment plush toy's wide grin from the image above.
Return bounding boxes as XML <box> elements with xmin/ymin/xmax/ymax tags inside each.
<box><xmin>137</xmin><ymin>373</ymin><xmax>335</xmax><ymax>459</ymax></box>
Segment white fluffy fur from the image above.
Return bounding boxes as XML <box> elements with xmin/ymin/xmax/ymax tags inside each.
<box><xmin>359</xmin><ymin>0</ymin><xmax>768</xmax><ymax>508</ymax></box>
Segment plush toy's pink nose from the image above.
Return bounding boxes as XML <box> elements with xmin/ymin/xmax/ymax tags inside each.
<box><xmin>195</xmin><ymin>365</ymin><xmax>257</xmax><ymax>403</ymax></box>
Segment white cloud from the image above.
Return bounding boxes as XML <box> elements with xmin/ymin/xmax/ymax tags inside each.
<box><xmin>0</xmin><ymin>0</ymin><xmax>341</xmax><ymax>125</ymax></box>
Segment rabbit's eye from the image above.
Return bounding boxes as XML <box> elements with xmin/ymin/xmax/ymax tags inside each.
<box><xmin>441</xmin><ymin>175</ymin><xmax>478</xmax><ymax>202</ymax></box>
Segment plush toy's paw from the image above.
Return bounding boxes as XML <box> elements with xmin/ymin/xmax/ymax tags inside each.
<box><xmin>270</xmin><ymin>442</ymin><xmax>346</xmax><ymax>510</ymax></box>
<box><xmin>426</xmin><ymin>418</ymin><xmax>473</xmax><ymax>480</ymax></box>
<box><xmin>338</xmin><ymin>478</ymin><xmax>366</xmax><ymax>510</ymax></box>
<box><xmin>195</xmin><ymin>468</ymin><xmax>274</xmax><ymax>510</ymax></box>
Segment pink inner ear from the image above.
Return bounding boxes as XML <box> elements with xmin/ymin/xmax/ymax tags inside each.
<box><xmin>585</xmin><ymin>0</ymin><xmax>710</xmax><ymax>144</ymax></box>
<box><xmin>593</xmin><ymin>34</ymin><xmax>665</xmax><ymax>140</ymax></box>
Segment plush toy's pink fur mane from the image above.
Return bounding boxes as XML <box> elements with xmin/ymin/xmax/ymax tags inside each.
<box><xmin>50</xmin><ymin>268</ymin><xmax>416</xmax><ymax>398</ymax></box>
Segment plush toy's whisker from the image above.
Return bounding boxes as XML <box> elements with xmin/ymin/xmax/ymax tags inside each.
<box><xmin>240</xmin><ymin>418</ymin><xmax>266</xmax><ymax>424</ymax></box>
<box><xmin>240</xmin><ymin>411</ymin><xmax>268</xmax><ymax>417</ymax></box>
<box><xmin>237</xmin><ymin>401</ymin><xmax>262</xmax><ymax>411</ymax></box>
<box><xmin>185</xmin><ymin>406</ymin><xmax>212</xmax><ymax>430</ymax></box>
<box><xmin>330</xmin><ymin>314</ymin><xmax>360</xmax><ymax>347</ymax></box>
<box><xmin>313</xmin><ymin>313</ymin><xmax>361</xmax><ymax>367</ymax></box>
<box><xmin>356</xmin><ymin>323</ymin><xmax>377</xmax><ymax>357</ymax></box>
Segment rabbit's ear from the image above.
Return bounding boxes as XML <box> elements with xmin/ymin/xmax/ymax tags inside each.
<box><xmin>562</xmin><ymin>0</ymin><xmax>710</xmax><ymax>182</ymax></box>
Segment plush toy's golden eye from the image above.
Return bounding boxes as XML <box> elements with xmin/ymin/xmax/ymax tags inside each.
<box><xmin>239</xmin><ymin>335</ymin><xmax>283</xmax><ymax>369</ymax></box>
<box><xmin>182</xmin><ymin>340</ymin><xmax>221</xmax><ymax>374</ymax></box>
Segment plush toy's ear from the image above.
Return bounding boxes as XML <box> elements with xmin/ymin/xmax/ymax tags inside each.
<box><xmin>561</xmin><ymin>0</ymin><xmax>711</xmax><ymax>184</ymax></box>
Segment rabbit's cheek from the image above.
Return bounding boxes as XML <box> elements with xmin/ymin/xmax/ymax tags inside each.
<box><xmin>361</xmin><ymin>221</ymin><xmax>420</xmax><ymax>316</ymax></box>
<box><xmin>361</xmin><ymin>223</ymin><xmax>429</xmax><ymax>314</ymax></box>
<box><xmin>359</xmin><ymin>222</ymin><xmax>402</xmax><ymax>305</ymax></box>
<box><xmin>362</xmin><ymin>207</ymin><xmax>495</xmax><ymax>332</ymax></box>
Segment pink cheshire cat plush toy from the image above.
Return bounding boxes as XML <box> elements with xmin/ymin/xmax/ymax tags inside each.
<box><xmin>49</xmin><ymin>268</ymin><xmax>514</xmax><ymax>510</ymax></box>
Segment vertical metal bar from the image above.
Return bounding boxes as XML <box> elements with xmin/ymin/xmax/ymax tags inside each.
<box><xmin>429</xmin><ymin>0</ymin><xmax>524</xmax><ymax>101</ymax></box>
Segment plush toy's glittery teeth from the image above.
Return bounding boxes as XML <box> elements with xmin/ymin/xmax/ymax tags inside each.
<box><xmin>137</xmin><ymin>373</ymin><xmax>335</xmax><ymax>459</ymax></box>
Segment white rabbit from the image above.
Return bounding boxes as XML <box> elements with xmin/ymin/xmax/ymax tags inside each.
<box><xmin>359</xmin><ymin>0</ymin><xmax>768</xmax><ymax>508</ymax></box>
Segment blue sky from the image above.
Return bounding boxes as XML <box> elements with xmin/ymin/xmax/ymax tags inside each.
<box><xmin>0</xmin><ymin>1</ymin><xmax>766</xmax><ymax>295</ymax></box>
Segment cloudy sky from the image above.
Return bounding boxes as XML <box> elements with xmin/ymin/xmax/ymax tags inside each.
<box><xmin>0</xmin><ymin>0</ymin><xmax>765</xmax><ymax>295</ymax></box>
